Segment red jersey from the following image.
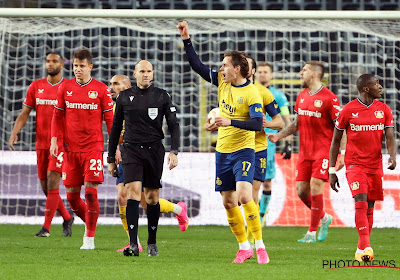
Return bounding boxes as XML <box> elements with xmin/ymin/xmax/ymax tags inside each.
<box><xmin>335</xmin><ymin>98</ymin><xmax>394</xmax><ymax>173</ymax></box>
<box><xmin>23</xmin><ymin>77</ymin><xmax>66</xmax><ymax>149</ymax></box>
<box><xmin>54</xmin><ymin>78</ymin><xmax>113</xmax><ymax>152</ymax></box>
<box><xmin>294</xmin><ymin>86</ymin><xmax>340</xmax><ymax>160</ymax></box>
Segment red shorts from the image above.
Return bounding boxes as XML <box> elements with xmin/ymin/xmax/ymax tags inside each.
<box><xmin>62</xmin><ymin>151</ymin><xmax>104</xmax><ymax>186</ymax></box>
<box><xmin>296</xmin><ymin>157</ymin><xmax>329</xmax><ymax>182</ymax></box>
<box><xmin>36</xmin><ymin>149</ymin><xmax>64</xmax><ymax>180</ymax></box>
<box><xmin>346</xmin><ymin>168</ymin><xmax>383</xmax><ymax>201</ymax></box>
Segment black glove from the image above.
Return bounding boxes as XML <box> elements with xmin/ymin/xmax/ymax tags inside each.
<box><xmin>281</xmin><ymin>141</ymin><xmax>292</xmax><ymax>160</ymax></box>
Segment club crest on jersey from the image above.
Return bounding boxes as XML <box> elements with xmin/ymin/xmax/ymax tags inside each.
<box><xmin>148</xmin><ymin>108</ymin><xmax>158</xmax><ymax>120</ymax></box>
<box><xmin>237</xmin><ymin>97</ymin><xmax>244</xmax><ymax>104</ymax></box>
<box><xmin>350</xmin><ymin>181</ymin><xmax>360</xmax><ymax>190</ymax></box>
<box><xmin>314</xmin><ymin>100</ymin><xmax>323</xmax><ymax>107</ymax></box>
<box><xmin>88</xmin><ymin>91</ymin><xmax>98</xmax><ymax>99</ymax></box>
<box><xmin>38</xmin><ymin>89</ymin><xmax>44</xmax><ymax>93</ymax></box>
<box><xmin>374</xmin><ymin>110</ymin><xmax>384</xmax><ymax>118</ymax></box>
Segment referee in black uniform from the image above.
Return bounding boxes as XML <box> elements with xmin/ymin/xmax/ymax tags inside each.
<box><xmin>108</xmin><ymin>60</ymin><xmax>180</xmax><ymax>257</ymax></box>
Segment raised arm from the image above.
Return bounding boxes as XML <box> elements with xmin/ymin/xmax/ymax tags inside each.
<box><xmin>177</xmin><ymin>21</ymin><xmax>218</xmax><ymax>86</ymax></box>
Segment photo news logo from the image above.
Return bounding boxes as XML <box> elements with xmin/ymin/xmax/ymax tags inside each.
<box><xmin>322</xmin><ymin>259</ymin><xmax>399</xmax><ymax>269</ymax></box>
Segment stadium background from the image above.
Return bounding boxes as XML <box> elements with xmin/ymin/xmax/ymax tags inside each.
<box><xmin>0</xmin><ymin>0</ymin><xmax>400</xmax><ymax>228</ymax></box>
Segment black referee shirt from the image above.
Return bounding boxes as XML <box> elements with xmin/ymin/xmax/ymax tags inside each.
<box><xmin>108</xmin><ymin>84</ymin><xmax>180</xmax><ymax>161</ymax></box>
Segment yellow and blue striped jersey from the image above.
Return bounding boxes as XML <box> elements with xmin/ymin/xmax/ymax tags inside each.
<box><xmin>216</xmin><ymin>72</ymin><xmax>263</xmax><ymax>153</ymax></box>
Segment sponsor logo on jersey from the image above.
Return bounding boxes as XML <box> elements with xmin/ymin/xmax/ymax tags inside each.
<box><xmin>237</xmin><ymin>97</ymin><xmax>244</xmax><ymax>104</ymax></box>
<box><xmin>66</xmin><ymin>91</ymin><xmax>73</xmax><ymax>96</ymax></box>
<box><xmin>88</xmin><ymin>91</ymin><xmax>98</xmax><ymax>99</ymax></box>
<box><xmin>129</xmin><ymin>96</ymin><xmax>134</xmax><ymax>102</ymax></box>
<box><xmin>65</xmin><ymin>101</ymin><xmax>98</xmax><ymax>110</ymax></box>
<box><xmin>255</xmin><ymin>107</ymin><xmax>263</xmax><ymax>113</ymax></box>
<box><xmin>148</xmin><ymin>108</ymin><xmax>158</xmax><ymax>120</ymax></box>
<box><xmin>36</xmin><ymin>98</ymin><xmax>57</xmax><ymax>106</ymax></box>
<box><xmin>350</xmin><ymin>181</ymin><xmax>359</xmax><ymax>190</ymax></box>
<box><xmin>314</xmin><ymin>100</ymin><xmax>323</xmax><ymax>107</ymax></box>
<box><xmin>349</xmin><ymin>123</ymin><xmax>384</xmax><ymax>131</ymax></box>
<box><xmin>352</xmin><ymin>112</ymin><xmax>359</xmax><ymax>118</ymax></box>
<box><xmin>374</xmin><ymin>110</ymin><xmax>384</xmax><ymax>118</ymax></box>
<box><xmin>297</xmin><ymin>108</ymin><xmax>321</xmax><ymax>118</ymax></box>
<box><xmin>38</xmin><ymin>89</ymin><xmax>44</xmax><ymax>93</ymax></box>
<box><xmin>221</xmin><ymin>99</ymin><xmax>236</xmax><ymax>115</ymax></box>
<box><xmin>216</xmin><ymin>177</ymin><xmax>222</xmax><ymax>186</ymax></box>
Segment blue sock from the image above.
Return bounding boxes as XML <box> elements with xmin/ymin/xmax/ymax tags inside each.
<box><xmin>259</xmin><ymin>191</ymin><xmax>271</xmax><ymax>216</ymax></box>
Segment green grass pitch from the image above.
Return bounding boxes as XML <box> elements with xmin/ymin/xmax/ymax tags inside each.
<box><xmin>0</xmin><ymin>225</ymin><xmax>399</xmax><ymax>279</ymax></box>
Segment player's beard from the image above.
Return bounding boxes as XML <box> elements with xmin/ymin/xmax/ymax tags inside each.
<box><xmin>47</xmin><ymin>67</ymin><xmax>61</xmax><ymax>77</ymax></box>
<box><xmin>301</xmin><ymin>79</ymin><xmax>309</xmax><ymax>89</ymax></box>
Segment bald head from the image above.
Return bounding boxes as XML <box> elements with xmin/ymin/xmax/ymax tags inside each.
<box><xmin>134</xmin><ymin>60</ymin><xmax>154</xmax><ymax>89</ymax></box>
<box><xmin>356</xmin><ymin>74</ymin><xmax>376</xmax><ymax>92</ymax></box>
<box><xmin>109</xmin><ymin>75</ymin><xmax>131</xmax><ymax>100</ymax></box>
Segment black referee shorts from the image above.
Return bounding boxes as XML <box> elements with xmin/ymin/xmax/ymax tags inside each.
<box><xmin>120</xmin><ymin>141</ymin><xmax>165</xmax><ymax>189</ymax></box>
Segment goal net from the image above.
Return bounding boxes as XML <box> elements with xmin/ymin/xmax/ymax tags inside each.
<box><xmin>1</xmin><ymin>9</ymin><xmax>399</xmax><ymax>227</ymax></box>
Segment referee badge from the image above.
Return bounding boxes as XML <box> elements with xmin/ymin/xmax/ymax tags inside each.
<box><xmin>148</xmin><ymin>108</ymin><xmax>158</xmax><ymax>120</ymax></box>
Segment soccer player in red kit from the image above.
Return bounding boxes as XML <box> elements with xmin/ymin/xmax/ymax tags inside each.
<box><xmin>50</xmin><ymin>49</ymin><xmax>114</xmax><ymax>249</ymax></box>
<box><xmin>329</xmin><ymin>74</ymin><xmax>396</xmax><ymax>262</ymax></box>
<box><xmin>8</xmin><ymin>53</ymin><xmax>73</xmax><ymax>237</ymax></box>
<box><xmin>269</xmin><ymin>61</ymin><xmax>342</xmax><ymax>243</ymax></box>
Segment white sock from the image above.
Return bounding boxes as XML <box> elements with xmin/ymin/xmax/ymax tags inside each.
<box><xmin>255</xmin><ymin>240</ymin><xmax>265</xmax><ymax>250</ymax></box>
<box><xmin>356</xmin><ymin>248</ymin><xmax>364</xmax><ymax>254</ymax></box>
<box><xmin>137</xmin><ymin>235</ymin><xmax>141</xmax><ymax>246</ymax></box>
<box><xmin>307</xmin><ymin>231</ymin><xmax>316</xmax><ymax>237</ymax></box>
<box><xmin>172</xmin><ymin>203</ymin><xmax>182</xmax><ymax>215</ymax></box>
<box><xmin>320</xmin><ymin>213</ymin><xmax>329</xmax><ymax>223</ymax></box>
<box><xmin>239</xmin><ymin>241</ymin><xmax>251</xmax><ymax>250</ymax></box>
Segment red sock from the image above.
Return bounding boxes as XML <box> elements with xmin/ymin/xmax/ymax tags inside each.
<box><xmin>67</xmin><ymin>191</ymin><xmax>87</xmax><ymax>223</ymax></box>
<box><xmin>43</xmin><ymin>189</ymin><xmax>60</xmax><ymax>231</ymax></box>
<box><xmin>367</xmin><ymin>207</ymin><xmax>374</xmax><ymax>235</ymax></box>
<box><xmin>309</xmin><ymin>194</ymin><xmax>324</xmax><ymax>231</ymax></box>
<box><xmin>85</xmin><ymin>187</ymin><xmax>100</xmax><ymax>238</ymax></box>
<box><xmin>355</xmin><ymin>201</ymin><xmax>370</xmax><ymax>250</ymax></box>
<box><xmin>300</xmin><ymin>194</ymin><xmax>312</xmax><ymax>209</ymax></box>
<box><xmin>57</xmin><ymin>196</ymin><xmax>71</xmax><ymax>221</ymax></box>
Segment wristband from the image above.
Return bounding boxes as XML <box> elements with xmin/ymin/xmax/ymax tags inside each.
<box><xmin>340</xmin><ymin>150</ymin><xmax>345</xmax><ymax>155</ymax></box>
<box><xmin>328</xmin><ymin>167</ymin><xmax>336</xmax><ymax>174</ymax></box>
<box><xmin>107</xmin><ymin>156</ymin><xmax>115</xmax><ymax>163</ymax></box>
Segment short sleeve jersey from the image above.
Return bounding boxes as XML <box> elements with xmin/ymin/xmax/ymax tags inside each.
<box><xmin>294</xmin><ymin>86</ymin><xmax>340</xmax><ymax>160</ymax></box>
<box><xmin>23</xmin><ymin>77</ymin><xmax>66</xmax><ymax>149</ymax></box>
<box><xmin>254</xmin><ymin>82</ymin><xmax>280</xmax><ymax>152</ymax></box>
<box><xmin>265</xmin><ymin>86</ymin><xmax>290</xmax><ymax>135</ymax></box>
<box><xmin>217</xmin><ymin>72</ymin><xmax>263</xmax><ymax>153</ymax></box>
<box><xmin>335</xmin><ymin>98</ymin><xmax>394</xmax><ymax>173</ymax></box>
<box><xmin>55</xmin><ymin>78</ymin><xmax>113</xmax><ymax>152</ymax></box>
